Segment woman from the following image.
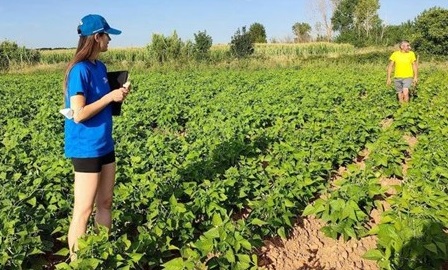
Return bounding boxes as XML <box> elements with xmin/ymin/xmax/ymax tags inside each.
<box><xmin>63</xmin><ymin>14</ymin><xmax>130</xmax><ymax>258</ymax></box>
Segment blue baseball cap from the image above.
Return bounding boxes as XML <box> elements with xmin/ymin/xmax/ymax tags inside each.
<box><xmin>77</xmin><ymin>14</ymin><xmax>121</xmax><ymax>37</ymax></box>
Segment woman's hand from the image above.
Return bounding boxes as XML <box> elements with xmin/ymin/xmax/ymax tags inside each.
<box><xmin>107</xmin><ymin>81</ymin><xmax>131</xmax><ymax>102</ymax></box>
<box><xmin>122</xmin><ymin>81</ymin><xmax>131</xmax><ymax>98</ymax></box>
<box><xmin>108</xmin><ymin>88</ymin><xmax>126</xmax><ymax>102</ymax></box>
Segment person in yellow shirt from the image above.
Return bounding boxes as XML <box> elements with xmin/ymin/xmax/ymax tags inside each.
<box><xmin>386</xmin><ymin>40</ymin><xmax>418</xmax><ymax>103</ymax></box>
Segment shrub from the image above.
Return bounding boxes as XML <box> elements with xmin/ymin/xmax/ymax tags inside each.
<box><xmin>147</xmin><ymin>31</ymin><xmax>184</xmax><ymax>63</ymax></box>
<box><xmin>0</xmin><ymin>41</ymin><xmax>40</xmax><ymax>70</ymax></box>
<box><xmin>193</xmin><ymin>30</ymin><xmax>213</xmax><ymax>61</ymax></box>
<box><xmin>229</xmin><ymin>26</ymin><xmax>254</xmax><ymax>58</ymax></box>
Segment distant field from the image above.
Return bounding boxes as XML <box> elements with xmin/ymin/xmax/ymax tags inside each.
<box><xmin>38</xmin><ymin>42</ymin><xmax>357</xmax><ymax>65</ymax></box>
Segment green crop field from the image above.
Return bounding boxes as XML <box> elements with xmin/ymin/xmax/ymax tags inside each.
<box><xmin>1</xmin><ymin>61</ymin><xmax>447</xmax><ymax>269</ymax></box>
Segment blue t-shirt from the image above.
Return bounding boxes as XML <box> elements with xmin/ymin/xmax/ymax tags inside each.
<box><xmin>64</xmin><ymin>60</ymin><xmax>114</xmax><ymax>158</ymax></box>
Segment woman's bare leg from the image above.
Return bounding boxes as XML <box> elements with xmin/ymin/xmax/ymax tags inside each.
<box><xmin>68</xmin><ymin>172</ymin><xmax>100</xmax><ymax>259</ymax></box>
<box><xmin>95</xmin><ymin>162</ymin><xmax>116</xmax><ymax>230</ymax></box>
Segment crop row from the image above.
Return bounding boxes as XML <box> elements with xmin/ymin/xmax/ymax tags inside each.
<box><xmin>0</xmin><ymin>64</ymin><xmax>446</xmax><ymax>269</ymax></box>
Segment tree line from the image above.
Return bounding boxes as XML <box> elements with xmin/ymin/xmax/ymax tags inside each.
<box><xmin>1</xmin><ymin>3</ymin><xmax>447</xmax><ymax>69</ymax></box>
<box><xmin>291</xmin><ymin>1</ymin><xmax>448</xmax><ymax>55</ymax></box>
<box><xmin>147</xmin><ymin>3</ymin><xmax>448</xmax><ymax>61</ymax></box>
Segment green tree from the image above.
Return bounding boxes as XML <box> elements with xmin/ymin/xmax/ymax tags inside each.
<box><xmin>353</xmin><ymin>0</ymin><xmax>381</xmax><ymax>38</ymax></box>
<box><xmin>229</xmin><ymin>26</ymin><xmax>254</xmax><ymax>58</ymax></box>
<box><xmin>332</xmin><ymin>0</ymin><xmax>359</xmax><ymax>44</ymax></box>
<box><xmin>248</xmin><ymin>22</ymin><xmax>267</xmax><ymax>43</ymax></box>
<box><xmin>332</xmin><ymin>0</ymin><xmax>359</xmax><ymax>33</ymax></box>
<box><xmin>332</xmin><ymin>0</ymin><xmax>382</xmax><ymax>46</ymax></box>
<box><xmin>147</xmin><ymin>31</ymin><xmax>184</xmax><ymax>63</ymax></box>
<box><xmin>193</xmin><ymin>30</ymin><xmax>213</xmax><ymax>60</ymax></box>
<box><xmin>413</xmin><ymin>7</ymin><xmax>448</xmax><ymax>55</ymax></box>
<box><xmin>383</xmin><ymin>21</ymin><xmax>415</xmax><ymax>46</ymax></box>
<box><xmin>292</xmin><ymin>22</ymin><xmax>312</xmax><ymax>43</ymax></box>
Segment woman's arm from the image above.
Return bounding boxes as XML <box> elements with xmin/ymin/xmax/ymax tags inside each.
<box><xmin>71</xmin><ymin>89</ymin><xmax>126</xmax><ymax>123</ymax></box>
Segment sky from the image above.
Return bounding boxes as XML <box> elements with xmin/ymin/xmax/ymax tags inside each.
<box><xmin>1</xmin><ymin>0</ymin><xmax>447</xmax><ymax>49</ymax></box>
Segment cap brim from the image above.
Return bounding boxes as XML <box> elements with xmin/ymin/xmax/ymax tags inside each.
<box><xmin>105</xmin><ymin>28</ymin><xmax>121</xmax><ymax>35</ymax></box>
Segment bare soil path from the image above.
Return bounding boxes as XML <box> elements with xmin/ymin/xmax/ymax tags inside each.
<box><xmin>259</xmin><ymin>216</ymin><xmax>378</xmax><ymax>270</ymax></box>
<box><xmin>257</xmin><ymin>118</ymin><xmax>426</xmax><ymax>270</ymax></box>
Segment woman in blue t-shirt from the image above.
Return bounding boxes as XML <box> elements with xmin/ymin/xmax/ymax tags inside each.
<box><xmin>63</xmin><ymin>14</ymin><xmax>131</xmax><ymax>259</ymax></box>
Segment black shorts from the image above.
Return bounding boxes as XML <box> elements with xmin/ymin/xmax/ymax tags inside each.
<box><xmin>72</xmin><ymin>151</ymin><xmax>116</xmax><ymax>173</ymax></box>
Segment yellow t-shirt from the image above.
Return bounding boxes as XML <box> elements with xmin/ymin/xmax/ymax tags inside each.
<box><xmin>389</xmin><ymin>51</ymin><xmax>416</xmax><ymax>78</ymax></box>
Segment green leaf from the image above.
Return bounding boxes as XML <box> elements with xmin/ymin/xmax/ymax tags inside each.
<box><xmin>410</xmin><ymin>206</ymin><xmax>424</xmax><ymax>214</ymax></box>
<box><xmin>377</xmin><ymin>155</ymin><xmax>388</xmax><ymax>167</ymax></box>
<box><xmin>379</xmin><ymin>215</ymin><xmax>394</xmax><ymax>224</ymax></box>
<box><xmin>18</xmin><ymin>192</ymin><xmax>27</xmax><ymax>200</ymax></box>
<box><xmin>27</xmin><ymin>197</ymin><xmax>37</xmax><ymax>207</ymax></box>
<box><xmin>329</xmin><ymin>199</ymin><xmax>344</xmax><ymax>212</ymax></box>
<box><xmin>162</xmin><ymin>257</ymin><xmax>185</xmax><ymax>270</ymax></box>
<box><xmin>29</xmin><ymin>247</ymin><xmax>44</xmax><ymax>255</ymax></box>
<box><xmin>250</xmin><ymin>218</ymin><xmax>268</xmax><ymax>226</ymax></box>
<box><xmin>341</xmin><ymin>202</ymin><xmax>354</xmax><ymax>221</ymax></box>
<box><xmin>284</xmin><ymin>199</ymin><xmax>295</xmax><ymax>208</ymax></box>
<box><xmin>55</xmin><ymin>248</ymin><xmax>70</xmax><ymax>256</ymax></box>
<box><xmin>55</xmin><ymin>262</ymin><xmax>71</xmax><ymax>269</ymax></box>
<box><xmin>367</xmin><ymin>225</ymin><xmax>380</xmax><ymax>235</ymax></box>
<box><xmin>362</xmin><ymin>249</ymin><xmax>383</xmax><ymax>261</ymax></box>
<box><xmin>128</xmin><ymin>253</ymin><xmax>143</xmax><ymax>263</ymax></box>
<box><xmin>168</xmin><ymin>245</ymin><xmax>180</xmax><ymax>250</ymax></box>
<box><xmin>277</xmin><ymin>227</ymin><xmax>286</xmax><ymax>239</ymax></box>
<box><xmin>435</xmin><ymin>241</ymin><xmax>446</xmax><ymax>255</ymax></box>
<box><xmin>130</xmin><ymin>155</ymin><xmax>142</xmax><ymax>164</ymax></box>
<box><xmin>235</xmin><ymin>262</ymin><xmax>251</xmax><ymax>270</ymax></box>
<box><xmin>239</xmin><ymin>239</ymin><xmax>252</xmax><ymax>250</ymax></box>
<box><xmin>302</xmin><ymin>204</ymin><xmax>315</xmax><ymax>216</ymax></box>
<box><xmin>212</xmin><ymin>213</ymin><xmax>223</xmax><ymax>227</ymax></box>
<box><xmin>225</xmin><ymin>249</ymin><xmax>235</xmax><ymax>263</ymax></box>
<box><xmin>343</xmin><ymin>227</ymin><xmax>357</xmax><ymax>240</ymax></box>
<box><xmin>321</xmin><ymin>226</ymin><xmax>337</xmax><ymax>239</ymax></box>
<box><xmin>236</xmin><ymin>254</ymin><xmax>251</xmax><ymax>263</ymax></box>
<box><xmin>169</xmin><ymin>194</ymin><xmax>177</xmax><ymax>206</ymax></box>
<box><xmin>196</xmin><ymin>236</ymin><xmax>214</xmax><ymax>254</ymax></box>
<box><xmin>204</xmin><ymin>227</ymin><xmax>220</xmax><ymax>239</ymax></box>
<box><xmin>424</xmin><ymin>243</ymin><xmax>438</xmax><ymax>254</ymax></box>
